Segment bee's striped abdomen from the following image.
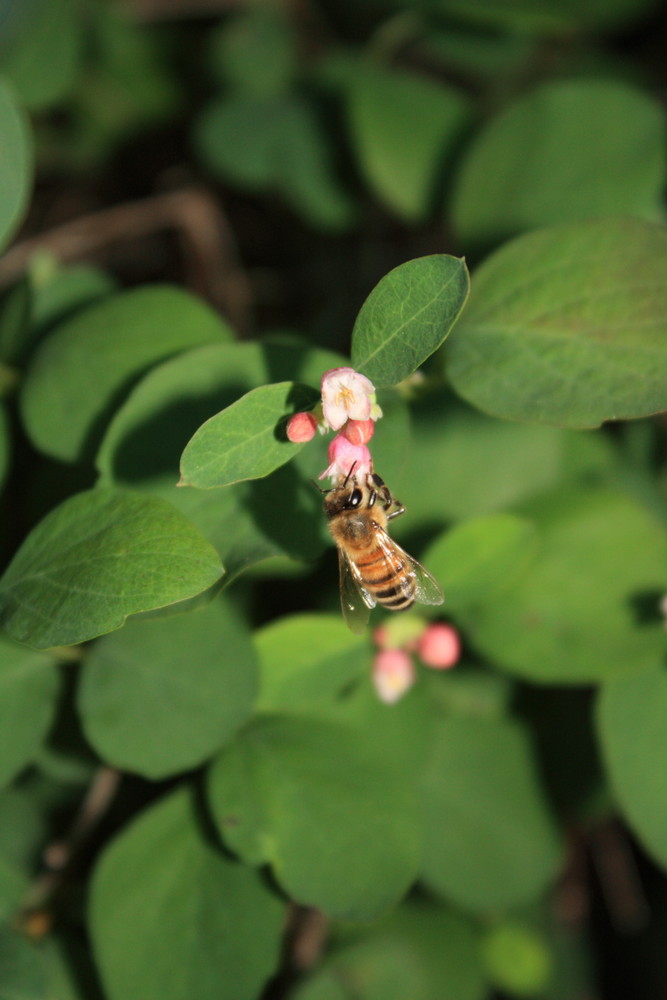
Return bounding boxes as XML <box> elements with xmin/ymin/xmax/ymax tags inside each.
<box><xmin>355</xmin><ymin>547</ymin><xmax>416</xmax><ymax>611</ymax></box>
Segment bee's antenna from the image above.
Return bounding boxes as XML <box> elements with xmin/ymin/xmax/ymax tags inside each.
<box><xmin>310</xmin><ymin>478</ymin><xmax>330</xmax><ymax>494</ymax></box>
<box><xmin>343</xmin><ymin>462</ymin><xmax>357</xmax><ymax>487</ymax></box>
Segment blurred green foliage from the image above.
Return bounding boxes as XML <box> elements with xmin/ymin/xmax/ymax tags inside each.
<box><xmin>1</xmin><ymin>0</ymin><xmax>667</xmax><ymax>998</ymax></box>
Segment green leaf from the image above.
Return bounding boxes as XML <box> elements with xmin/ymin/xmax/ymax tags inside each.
<box><xmin>421</xmin><ymin>716</ymin><xmax>562</xmax><ymax>912</ymax></box>
<box><xmin>0</xmin><ymin>488</ymin><xmax>224</xmax><ymax>648</ymax></box>
<box><xmin>30</xmin><ymin>261</ymin><xmax>117</xmax><ymax>340</ymax></box>
<box><xmin>323</xmin><ymin>675</ymin><xmax>439</xmax><ymax>781</ymax></box>
<box><xmin>424</xmin><ymin>0</ymin><xmax>658</xmax><ymax>33</ymax></box>
<box><xmin>20</xmin><ymin>285</ymin><xmax>232</xmax><ymax>462</ymax></box>
<box><xmin>351</xmin><ymin>255</ymin><xmax>470</xmax><ymax>388</ymax></box>
<box><xmin>96</xmin><ymin>339</ymin><xmax>344</xmax><ymax>486</ymax></box>
<box><xmin>0</xmin><ymin>927</ymin><xmax>49</xmax><ymax>999</ymax></box>
<box><xmin>78</xmin><ymin>597</ymin><xmax>257</xmax><ymax>779</ymax></box>
<box><xmin>482</xmin><ymin>921</ymin><xmax>552</xmax><ymax>997</ymax></box>
<box><xmin>0</xmin><ymin>638</ymin><xmax>59</xmax><ymax>788</ymax></box>
<box><xmin>195</xmin><ymin>94</ymin><xmax>354</xmax><ymax>231</ymax></box>
<box><xmin>96</xmin><ymin>339</ymin><xmax>344</xmax><ymax>579</ymax></box>
<box><xmin>179</xmin><ymin>380</ymin><xmax>318</xmax><ymax>489</ymax></box>
<box><xmin>423</xmin><ymin>514</ymin><xmax>539</xmax><ymax>614</ymax></box>
<box><xmin>0</xmin><ymin>788</ymin><xmax>47</xmax><ymax>924</ymax></box>
<box><xmin>459</xmin><ymin>489</ymin><xmax>667</xmax><ymax>684</ymax></box>
<box><xmin>0</xmin><ymin>403</ymin><xmax>9</xmax><ymax>492</ymax></box>
<box><xmin>255</xmin><ymin>613</ymin><xmax>368</xmax><ymax>711</ymax></box>
<box><xmin>386</xmin><ymin>393</ymin><xmax>574</xmax><ymax>530</ymax></box>
<box><xmin>297</xmin><ymin>901</ymin><xmax>485</xmax><ymax>1000</ymax></box>
<box><xmin>208</xmin><ymin>713</ymin><xmax>421</xmax><ymax>920</ymax></box>
<box><xmin>207</xmin><ymin>7</ymin><xmax>296</xmax><ymax>97</ymax></box>
<box><xmin>346</xmin><ymin>63</ymin><xmax>469</xmax><ymax>221</ymax></box>
<box><xmin>0</xmin><ymin>78</ymin><xmax>32</xmax><ymax>254</ymax></box>
<box><xmin>90</xmin><ymin>785</ymin><xmax>284</xmax><ymax>1000</ymax></box>
<box><xmin>445</xmin><ymin>218</ymin><xmax>667</xmax><ymax>428</ymax></box>
<box><xmin>0</xmin><ymin>0</ymin><xmax>83</xmax><ymax>110</ymax></box>
<box><xmin>452</xmin><ymin>80</ymin><xmax>666</xmax><ymax>247</ymax></box>
<box><xmin>0</xmin><ymin>274</ymin><xmax>31</xmax><ymax>365</ymax></box>
<box><xmin>597</xmin><ymin>666</ymin><xmax>667</xmax><ymax>870</ymax></box>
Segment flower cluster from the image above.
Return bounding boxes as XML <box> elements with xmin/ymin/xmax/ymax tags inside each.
<box><xmin>372</xmin><ymin>620</ymin><xmax>461</xmax><ymax>704</ymax></box>
<box><xmin>286</xmin><ymin>367</ymin><xmax>382</xmax><ymax>483</ymax></box>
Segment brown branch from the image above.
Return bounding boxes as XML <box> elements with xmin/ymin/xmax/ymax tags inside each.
<box><xmin>590</xmin><ymin>820</ymin><xmax>650</xmax><ymax>935</ymax></box>
<box><xmin>0</xmin><ymin>187</ymin><xmax>254</xmax><ymax>335</ymax></box>
<box><xmin>17</xmin><ymin>766</ymin><xmax>121</xmax><ymax>938</ymax></box>
<box><xmin>286</xmin><ymin>904</ymin><xmax>330</xmax><ymax>972</ymax></box>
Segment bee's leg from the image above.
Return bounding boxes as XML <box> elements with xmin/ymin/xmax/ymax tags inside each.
<box><xmin>372</xmin><ymin>473</ymin><xmax>394</xmax><ymax>510</ymax></box>
<box><xmin>372</xmin><ymin>473</ymin><xmax>405</xmax><ymax>518</ymax></box>
<box><xmin>387</xmin><ymin>503</ymin><xmax>406</xmax><ymax>520</ymax></box>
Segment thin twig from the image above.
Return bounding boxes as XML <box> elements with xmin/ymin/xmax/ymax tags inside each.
<box><xmin>287</xmin><ymin>905</ymin><xmax>330</xmax><ymax>972</ymax></box>
<box><xmin>18</xmin><ymin>766</ymin><xmax>121</xmax><ymax>937</ymax></box>
<box><xmin>0</xmin><ymin>187</ymin><xmax>254</xmax><ymax>335</ymax></box>
<box><xmin>590</xmin><ymin>820</ymin><xmax>650</xmax><ymax>934</ymax></box>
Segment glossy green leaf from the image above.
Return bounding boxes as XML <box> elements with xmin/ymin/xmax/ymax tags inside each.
<box><xmin>446</xmin><ymin>218</ymin><xmax>667</xmax><ymax>427</ymax></box>
<box><xmin>179</xmin><ymin>380</ymin><xmax>318</xmax><ymax>488</ymax></box>
<box><xmin>421</xmin><ymin>716</ymin><xmax>562</xmax><ymax>911</ymax></box>
<box><xmin>195</xmin><ymin>94</ymin><xmax>354</xmax><ymax>231</ymax></box>
<box><xmin>96</xmin><ymin>339</ymin><xmax>343</xmax><ymax>579</ymax></box>
<box><xmin>96</xmin><ymin>339</ymin><xmax>343</xmax><ymax>486</ymax></box>
<box><xmin>351</xmin><ymin>255</ymin><xmax>470</xmax><ymax>388</ymax></box>
<box><xmin>78</xmin><ymin>597</ymin><xmax>257</xmax><ymax>779</ymax></box>
<box><xmin>597</xmin><ymin>666</ymin><xmax>667</xmax><ymax>869</ymax></box>
<box><xmin>208</xmin><ymin>713</ymin><xmax>421</xmax><ymax>920</ymax></box>
<box><xmin>90</xmin><ymin>785</ymin><xmax>284</xmax><ymax>1000</ymax></box>
<box><xmin>255</xmin><ymin>613</ymin><xmax>368</xmax><ymax>711</ymax></box>
<box><xmin>346</xmin><ymin>63</ymin><xmax>469</xmax><ymax>221</ymax></box>
<box><xmin>0</xmin><ymin>488</ymin><xmax>224</xmax><ymax>648</ymax></box>
<box><xmin>459</xmin><ymin>489</ymin><xmax>666</xmax><ymax>684</ymax></box>
<box><xmin>452</xmin><ymin>80</ymin><xmax>666</xmax><ymax>247</ymax></box>
<box><xmin>20</xmin><ymin>285</ymin><xmax>231</xmax><ymax>462</ymax></box>
<box><xmin>0</xmin><ymin>0</ymin><xmax>83</xmax><ymax>109</ymax></box>
<box><xmin>0</xmin><ymin>79</ymin><xmax>32</xmax><ymax>253</ymax></box>
<box><xmin>423</xmin><ymin>514</ymin><xmax>539</xmax><ymax>614</ymax></box>
<box><xmin>0</xmin><ymin>638</ymin><xmax>59</xmax><ymax>787</ymax></box>
<box><xmin>297</xmin><ymin>901</ymin><xmax>485</xmax><ymax>1000</ymax></box>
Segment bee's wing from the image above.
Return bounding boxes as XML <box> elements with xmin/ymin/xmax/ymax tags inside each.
<box><xmin>376</xmin><ymin>528</ymin><xmax>445</xmax><ymax>607</ymax></box>
<box><xmin>338</xmin><ymin>549</ymin><xmax>375</xmax><ymax>635</ymax></box>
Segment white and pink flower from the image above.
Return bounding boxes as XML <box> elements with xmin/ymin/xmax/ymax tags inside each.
<box><xmin>372</xmin><ymin>649</ymin><xmax>416</xmax><ymax>704</ymax></box>
<box><xmin>320</xmin><ymin>367</ymin><xmax>377</xmax><ymax>431</ymax></box>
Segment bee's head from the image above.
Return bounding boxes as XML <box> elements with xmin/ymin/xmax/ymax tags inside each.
<box><xmin>322</xmin><ymin>466</ymin><xmax>374</xmax><ymax>518</ymax></box>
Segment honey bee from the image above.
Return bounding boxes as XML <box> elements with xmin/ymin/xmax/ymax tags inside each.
<box><xmin>323</xmin><ymin>467</ymin><xmax>444</xmax><ymax>634</ymax></box>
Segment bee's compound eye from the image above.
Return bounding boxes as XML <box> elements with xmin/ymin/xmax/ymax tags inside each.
<box><xmin>349</xmin><ymin>489</ymin><xmax>363</xmax><ymax>508</ymax></box>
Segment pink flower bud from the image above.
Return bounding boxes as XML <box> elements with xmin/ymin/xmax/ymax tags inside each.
<box><xmin>342</xmin><ymin>419</ymin><xmax>375</xmax><ymax>446</ymax></box>
<box><xmin>286</xmin><ymin>411</ymin><xmax>317</xmax><ymax>443</ymax></box>
<box><xmin>373</xmin><ymin>625</ymin><xmax>390</xmax><ymax>649</ymax></box>
<box><xmin>372</xmin><ymin>649</ymin><xmax>415</xmax><ymax>704</ymax></box>
<box><xmin>417</xmin><ymin>623</ymin><xmax>461</xmax><ymax>670</ymax></box>
<box><xmin>318</xmin><ymin>432</ymin><xmax>373</xmax><ymax>484</ymax></box>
